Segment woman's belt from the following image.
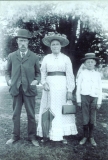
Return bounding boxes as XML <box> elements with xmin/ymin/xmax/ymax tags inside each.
<box><xmin>47</xmin><ymin>71</ymin><xmax>66</xmax><ymax>76</ymax></box>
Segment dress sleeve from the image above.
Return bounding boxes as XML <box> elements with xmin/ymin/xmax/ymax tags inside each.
<box><xmin>34</xmin><ymin>55</ymin><xmax>41</xmax><ymax>83</ymax></box>
<box><xmin>65</xmin><ymin>57</ymin><xmax>75</xmax><ymax>92</ymax></box>
<box><xmin>40</xmin><ymin>56</ymin><xmax>47</xmax><ymax>85</ymax></box>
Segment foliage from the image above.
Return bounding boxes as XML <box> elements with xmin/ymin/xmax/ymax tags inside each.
<box><xmin>0</xmin><ymin>1</ymin><xmax>108</xmax><ymax>74</ymax></box>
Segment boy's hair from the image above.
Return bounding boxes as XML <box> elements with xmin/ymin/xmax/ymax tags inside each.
<box><xmin>84</xmin><ymin>58</ymin><xmax>97</xmax><ymax>63</ymax></box>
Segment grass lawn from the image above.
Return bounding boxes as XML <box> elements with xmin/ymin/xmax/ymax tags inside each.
<box><xmin>0</xmin><ymin>86</ymin><xmax>108</xmax><ymax>160</ymax></box>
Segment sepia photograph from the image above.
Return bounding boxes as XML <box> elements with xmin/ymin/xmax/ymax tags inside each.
<box><xmin>0</xmin><ymin>1</ymin><xmax>108</xmax><ymax>160</ymax></box>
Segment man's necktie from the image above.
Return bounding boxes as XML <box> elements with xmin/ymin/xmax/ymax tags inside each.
<box><xmin>22</xmin><ymin>52</ymin><xmax>25</xmax><ymax>59</ymax></box>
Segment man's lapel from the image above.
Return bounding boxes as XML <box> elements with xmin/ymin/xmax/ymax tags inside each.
<box><xmin>16</xmin><ymin>50</ymin><xmax>31</xmax><ymax>62</ymax></box>
<box><xmin>16</xmin><ymin>50</ymin><xmax>22</xmax><ymax>62</ymax></box>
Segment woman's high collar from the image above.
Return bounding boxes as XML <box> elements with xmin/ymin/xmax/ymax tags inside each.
<box><xmin>52</xmin><ymin>52</ymin><xmax>61</xmax><ymax>58</ymax></box>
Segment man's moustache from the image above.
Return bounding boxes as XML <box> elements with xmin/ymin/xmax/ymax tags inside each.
<box><xmin>21</xmin><ymin>47</ymin><xmax>26</xmax><ymax>49</ymax></box>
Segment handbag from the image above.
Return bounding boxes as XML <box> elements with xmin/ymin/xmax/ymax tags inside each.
<box><xmin>62</xmin><ymin>100</ymin><xmax>76</xmax><ymax>114</ymax></box>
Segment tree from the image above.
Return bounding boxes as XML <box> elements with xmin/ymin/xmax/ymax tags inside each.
<box><xmin>0</xmin><ymin>1</ymin><xmax>108</xmax><ymax>75</ymax></box>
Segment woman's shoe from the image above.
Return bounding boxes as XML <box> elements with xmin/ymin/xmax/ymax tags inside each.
<box><xmin>41</xmin><ymin>138</ymin><xmax>49</xmax><ymax>143</ymax></box>
<box><xmin>62</xmin><ymin>139</ymin><xmax>68</xmax><ymax>144</ymax></box>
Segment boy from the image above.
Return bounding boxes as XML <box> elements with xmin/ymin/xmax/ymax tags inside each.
<box><xmin>76</xmin><ymin>53</ymin><xmax>102</xmax><ymax>146</ymax></box>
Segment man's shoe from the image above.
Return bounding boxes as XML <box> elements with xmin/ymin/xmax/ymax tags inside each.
<box><xmin>79</xmin><ymin>137</ymin><xmax>87</xmax><ymax>145</ymax></box>
<box><xmin>31</xmin><ymin>139</ymin><xmax>39</xmax><ymax>147</ymax></box>
<box><xmin>6</xmin><ymin>139</ymin><xmax>17</xmax><ymax>145</ymax></box>
<box><xmin>90</xmin><ymin>138</ymin><xmax>97</xmax><ymax>146</ymax></box>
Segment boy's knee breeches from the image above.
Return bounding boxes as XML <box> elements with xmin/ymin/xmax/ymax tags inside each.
<box><xmin>81</xmin><ymin>95</ymin><xmax>97</xmax><ymax>125</ymax></box>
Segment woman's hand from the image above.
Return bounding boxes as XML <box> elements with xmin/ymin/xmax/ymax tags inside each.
<box><xmin>8</xmin><ymin>79</ymin><xmax>11</xmax><ymax>86</ymax></box>
<box><xmin>43</xmin><ymin>82</ymin><xmax>50</xmax><ymax>91</ymax></box>
<box><xmin>97</xmin><ymin>104</ymin><xmax>101</xmax><ymax>110</ymax></box>
<box><xmin>66</xmin><ymin>92</ymin><xmax>72</xmax><ymax>101</ymax></box>
<box><xmin>77</xmin><ymin>102</ymin><xmax>81</xmax><ymax>108</ymax></box>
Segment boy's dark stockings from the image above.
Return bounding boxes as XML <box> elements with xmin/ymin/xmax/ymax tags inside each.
<box><xmin>89</xmin><ymin>122</ymin><xmax>94</xmax><ymax>138</ymax></box>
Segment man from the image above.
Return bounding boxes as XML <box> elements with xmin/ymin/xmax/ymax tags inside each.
<box><xmin>5</xmin><ymin>29</ymin><xmax>41</xmax><ymax>146</ymax></box>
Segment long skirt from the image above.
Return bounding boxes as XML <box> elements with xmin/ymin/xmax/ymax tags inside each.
<box><xmin>37</xmin><ymin>75</ymin><xmax>78</xmax><ymax>141</ymax></box>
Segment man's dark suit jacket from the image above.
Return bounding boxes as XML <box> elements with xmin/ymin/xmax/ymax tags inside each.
<box><xmin>5</xmin><ymin>49</ymin><xmax>41</xmax><ymax>96</ymax></box>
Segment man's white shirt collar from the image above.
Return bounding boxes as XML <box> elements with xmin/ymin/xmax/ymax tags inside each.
<box><xmin>20</xmin><ymin>50</ymin><xmax>28</xmax><ymax>57</ymax></box>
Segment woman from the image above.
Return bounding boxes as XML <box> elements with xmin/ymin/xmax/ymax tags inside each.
<box><xmin>37</xmin><ymin>32</ymin><xmax>78</xmax><ymax>143</ymax></box>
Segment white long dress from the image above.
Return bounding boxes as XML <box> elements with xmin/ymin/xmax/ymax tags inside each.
<box><xmin>37</xmin><ymin>52</ymin><xmax>78</xmax><ymax>141</ymax></box>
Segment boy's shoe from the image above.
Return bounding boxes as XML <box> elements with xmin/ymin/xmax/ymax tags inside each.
<box><xmin>90</xmin><ymin>138</ymin><xmax>97</xmax><ymax>146</ymax></box>
<box><xmin>79</xmin><ymin>137</ymin><xmax>87</xmax><ymax>145</ymax></box>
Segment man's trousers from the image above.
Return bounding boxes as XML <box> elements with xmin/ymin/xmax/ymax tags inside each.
<box><xmin>12</xmin><ymin>85</ymin><xmax>36</xmax><ymax>141</ymax></box>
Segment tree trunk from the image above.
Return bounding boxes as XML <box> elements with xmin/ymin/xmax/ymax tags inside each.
<box><xmin>68</xmin><ymin>16</ymin><xmax>79</xmax><ymax>76</ymax></box>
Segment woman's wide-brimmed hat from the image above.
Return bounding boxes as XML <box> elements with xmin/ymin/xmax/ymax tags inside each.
<box><xmin>42</xmin><ymin>32</ymin><xmax>69</xmax><ymax>47</ymax></box>
<box><xmin>16</xmin><ymin>29</ymin><xmax>32</xmax><ymax>39</ymax></box>
<box><xmin>81</xmin><ymin>53</ymin><xmax>99</xmax><ymax>62</ymax></box>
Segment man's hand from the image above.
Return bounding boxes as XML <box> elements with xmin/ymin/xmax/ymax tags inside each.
<box><xmin>66</xmin><ymin>92</ymin><xmax>72</xmax><ymax>101</ymax></box>
<box><xmin>31</xmin><ymin>80</ymin><xmax>38</xmax><ymax>85</ymax></box>
<box><xmin>77</xmin><ymin>102</ymin><xmax>81</xmax><ymax>108</ymax></box>
<box><xmin>97</xmin><ymin>104</ymin><xmax>101</xmax><ymax>110</ymax></box>
<box><xmin>43</xmin><ymin>82</ymin><xmax>50</xmax><ymax>91</ymax></box>
<box><xmin>8</xmin><ymin>79</ymin><xmax>11</xmax><ymax>86</ymax></box>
